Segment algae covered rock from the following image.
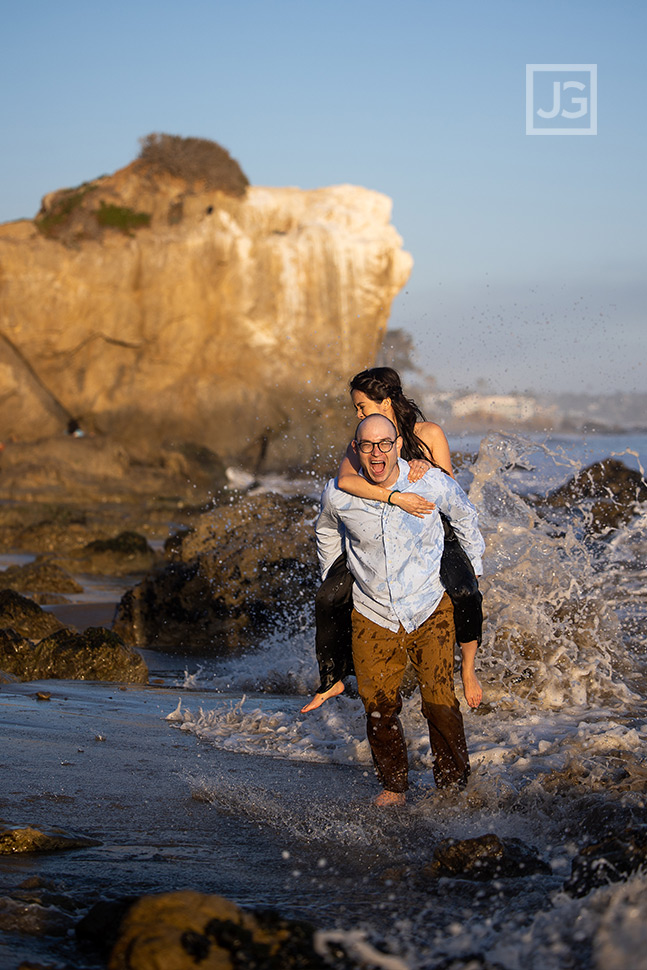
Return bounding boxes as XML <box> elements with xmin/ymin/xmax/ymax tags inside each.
<box><xmin>0</xmin><ymin>824</ymin><xmax>100</xmax><ymax>855</ymax></box>
<box><xmin>0</xmin><ymin>559</ymin><xmax>83</xmax><ymax>595</ymax></box>
<box><xmin>0</xmin><ymin>588</ymin><xmax>65</xmax><ymax>639</ymax></box>
<box><xmin>54</xmin><ymin>530</ymin><xmax>157</xmax><ymax>576</ymax></box>
<box><xmin>0</xmin><ymin>625</ymin><xmax>148</xmax><ymax>683</ymax></box>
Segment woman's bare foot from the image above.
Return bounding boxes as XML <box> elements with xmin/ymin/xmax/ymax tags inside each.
<box><xmin>373</xmin><ymin>790</ymin><xmax>406</xmax><ymax>807</ymax></box>
<box><xmin>300</xmin><ymin>680</ymin><xmax>345</xmax><ymax>713</ymax></box>
<box><xmin>461</xmin><ymin>663</ymin><xmax>483</xmax><ymax>708</ymax></box>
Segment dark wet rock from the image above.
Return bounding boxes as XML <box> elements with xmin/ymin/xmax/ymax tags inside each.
<box><xmin>54</xmin><ymin>530</ymin><xmax>157</xmax><ymax>577</ymax></box>
<box><xmin>0</xmin><ymin>559</ymin><xmax>83</xmax><ymax>594</ymax></box>
<box><xmin>542</xmin><ymin>458</ymin><xmax>647</xmax><ymax>533</ymax></box>
<box><xmin>86</xmin><ymin>530</ymin><xmax>152</xmax><ymax>556</ymax></box>
<box><xmin>0</xmin><ymin>629</ymin><xmax>41</xmax><ymax>682</ymax></box>
<box><xmin>114</xmin><ymin>493</ymin><xmax>318</xmax><ymax>654</ymax></box>
<box><xmin>0</xmin><ymin>626</ymin><xmax>148</xmax><ymax>683</ymax></box>
<box><xmin>106</xmin><ymin>890</ymin><xmax>354</xmax><ymax>970</ymax></box>
<box><xmin>425</xmin><ymin>834</ymin><xmax>551</xmax><ymax>881</ymax></box>
<box><xmin>76</xmin><ymin>898</ymin><xmax>140</xmax><ymax>960</ymax></box>
<box><xmin>0</xmin><ymin>824</ymin><xmax>101</xmax><ymax>855</ymax></box>
<box><xmin>12</xmin><ymin>878</ymin><xmax>80</xmax><ymax>919</ymax></box>
<box><xmin>0</xmin><ymin>589</ymin><xmax>65</xmax><ymax>639</ymax></box>
<box><xmin>0</xmin><ymin>895</ymin><xmax>77</xmax><ymax>937</ymax></box>
<box><xmin>564</xmin><ymin>826</ymin><xmax>647</xmax><ymax>897</ymax></box>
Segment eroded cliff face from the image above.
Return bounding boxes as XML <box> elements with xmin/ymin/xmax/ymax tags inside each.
<box><xmin>0</xmin><ymin>160</ymin><xmax>412</xmax><ymax>468</ymax></box>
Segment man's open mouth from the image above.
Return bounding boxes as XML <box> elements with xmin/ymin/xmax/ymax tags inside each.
<box><xmin>370</xmin><ymin>458</ymin><xmax>387</xmax><ymax>476</ymax></box>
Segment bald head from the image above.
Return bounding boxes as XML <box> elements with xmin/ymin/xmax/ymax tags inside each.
<box><xmin>355</xmin><ymin>414</ymin><xmax>397</xmax><ymax>442</ymax></box>
<box><xmin>353</xmin><ymin>414</ymin><xmax>401</xmax><ymax>487</ymax></box>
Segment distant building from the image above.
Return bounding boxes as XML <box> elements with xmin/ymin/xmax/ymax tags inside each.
<box><xmin>451</xmin><ymin>394</ymin><xmax>539</xmax><ymax>421</ymax></box>
<box><xmin>423</xmin><ymin>390</ymin><xmax>560</xmax><ymax>429</ymax></box>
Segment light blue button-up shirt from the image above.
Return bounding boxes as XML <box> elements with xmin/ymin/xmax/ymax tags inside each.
<box><xmin>315</xmin><ymin>459</ymin><xmax>485</xmax><ymax>633</ymax></box>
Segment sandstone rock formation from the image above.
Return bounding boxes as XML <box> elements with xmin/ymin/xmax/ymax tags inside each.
<box><xmin>0</xmin><ymin>137</ymin><xmax>412</xmax><ymax>470</ymax></box>
<box><xmin>0</xmin><ymin>433</ymin><xmax>228</xmax><ymax>504</ymax></box>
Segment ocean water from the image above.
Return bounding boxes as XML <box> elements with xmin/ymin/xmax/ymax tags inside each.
<box><xmin>166</xmin><ymin>431</ymin><xmax>647</xmax><ymax>968</ymax></box>
<box><xmin>2</xmin><ymin>431</ymin><xmax>646</xmax><ymax>969</ymax></box>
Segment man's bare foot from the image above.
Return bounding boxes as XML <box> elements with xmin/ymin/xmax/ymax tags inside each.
<box><xmin>461</xmin><ymin>664</ymin><xmax>483</xmax><ymax>708</ymax></box>
<box><xmin>373</xmin><ymin>790</ymin><xmax>406</xmax><ymax>807</ymax></box>
<box><xmin>300</xmin><ymin>680</ymin><xmax>345</xmax><ymax>713</ymax></box>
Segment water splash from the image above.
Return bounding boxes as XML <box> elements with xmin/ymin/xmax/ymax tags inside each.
<box><xmin>469</xmin><ymin>433</ymin><xmax>638</xmax><ymax>711</ymax></box>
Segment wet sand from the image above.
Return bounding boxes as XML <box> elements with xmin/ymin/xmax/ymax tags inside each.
<box><xmin>0</xmin><ymin>667</ymin><xmax>406</xmax><ymax>968</ymax></box>
<box><xmin>46</xmin><ymin>600</ymin><xmax>118</xmax><ymax>631</ymax></box>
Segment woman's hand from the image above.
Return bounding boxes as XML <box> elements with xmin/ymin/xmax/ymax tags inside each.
<box><xmin>407</xmin><ymin>459</ymin><xmax>432</xmax><ymax>482</ymax></box>
<box><xmin>391</xmin><ymin>492</ymin><xmax>436</xmax><ymax>518</ymax></box>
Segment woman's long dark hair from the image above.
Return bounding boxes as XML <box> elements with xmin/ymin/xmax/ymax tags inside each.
<box><xmin>349</xmin><ymin>367</ymin><xmax>440</xmax><ymax>466</ymax></box>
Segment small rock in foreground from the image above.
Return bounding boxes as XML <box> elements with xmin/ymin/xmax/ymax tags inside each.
<box><xmin>425</xmin><ymin>833</ymin><xmax>551</xmax><ymax>880</ymax></box>
<box><xmin>85</xmin><ymin>890</ymin><xmax>356</xmax><ymax>970</ymax></box>
<box><xmin>0</xmin><ymin>895</ymin><xmax>76</xmax><ymax>936</ymax></box>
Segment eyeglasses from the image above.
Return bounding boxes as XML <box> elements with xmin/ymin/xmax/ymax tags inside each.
<box><xmin>356</xmin><ymin>438</ymin><xmax>395</xmax><ymax>454</ymax></box>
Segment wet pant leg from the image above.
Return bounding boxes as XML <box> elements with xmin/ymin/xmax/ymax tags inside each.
<box><xmin>439</xmin><ymin>516</ymin><xmax>483</xmax><ymax>646</ymax></box>
<box><xmin>407</xmin><ymin>593</ymin><xmax>471</xmax><ymax>788</ymax></box>
<box><xmin>351</xmin><ymin>610</ymin><xmax>409</xmax><ymax>792</ymax></box>
<box><xmin>351</xmin><ymin>595</ymin><xmax>470</xmax><ymax>793</ymax></box>
<box><xmin>314</xmin><ymin>553</ymin><xmax>354</xmax><ymax>692</ymax></box>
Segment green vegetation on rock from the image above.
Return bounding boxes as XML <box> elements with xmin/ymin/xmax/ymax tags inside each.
<box><xmin>35</xmin><ymin>183</ymin><xmax>96</xmax><ymax>238</ymax></box>
<box><xmin>95</xmin><ymin>201</ymin><xmax>151</xmax><ymax>234</ymax></box>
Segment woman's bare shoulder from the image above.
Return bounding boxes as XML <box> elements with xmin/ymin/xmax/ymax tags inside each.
<box><xmin>413</xmin><ymin>421</ymin><xmax>453</xmax><ymax>476</ymax></box>
<box><xmin>414</xmin><ymin>420</ymin><xmax>448</xmax><ymax>445</ymax></box>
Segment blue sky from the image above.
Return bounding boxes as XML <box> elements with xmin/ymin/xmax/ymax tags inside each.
<box><xmin>2</xmin><ymin>0</ymin><xmax>645</xmax><ymax>394</ymax></box>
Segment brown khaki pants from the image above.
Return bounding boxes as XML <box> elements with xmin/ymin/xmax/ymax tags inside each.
<box><xmin>351</xmin><ymin>594</ymin><xmax>470</xmax><ymax>793</ymax></box>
